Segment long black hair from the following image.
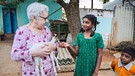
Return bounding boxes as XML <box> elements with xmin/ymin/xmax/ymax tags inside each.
<box><xmin>80</xmin><ymin>14</ymin><xmax>100</xmax><ymax>37</ymax></box>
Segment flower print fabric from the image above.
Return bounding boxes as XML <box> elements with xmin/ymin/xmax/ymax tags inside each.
<box><xmin>11</xmin><ymin>25</ymin><xmax>55</xmax><ymax>76</ymax></box>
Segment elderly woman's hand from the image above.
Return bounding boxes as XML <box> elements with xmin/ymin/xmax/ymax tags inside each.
<box><xmin>44</xmin><ymin>42</ymin><xmax>57</xmax><ymax>51</ymax></box>
<box><xmin>31</xmin><ymin>43</ymin><xmax>51</xmax><ymax>58</ymax></box>
<box><xmin>31</xmin><ymin>42</ymin><xmax>57</xmax><ymax>58</ymax></box>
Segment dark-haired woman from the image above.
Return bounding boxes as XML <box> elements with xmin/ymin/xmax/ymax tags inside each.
<box><xmin>60</xmin><ymin>14</ymin><xmax>104</xmax><ymax>76</ymax></box>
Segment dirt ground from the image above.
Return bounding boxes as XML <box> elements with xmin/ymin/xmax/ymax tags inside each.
<box><xmin>0</xmin><ymin>42</ymin><xmax>115</xmax><ymax>76</ymax></box>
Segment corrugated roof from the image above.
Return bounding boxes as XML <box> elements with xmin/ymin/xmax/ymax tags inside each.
<box><xmin>103</xmin><ymin>0</ymin><xmax>122</xmax><ymax>10</ymax></box>
<box><xmin>57</xmin><ymin>48</ymin><xmax>75</xmax><ymax>65</ymax></box>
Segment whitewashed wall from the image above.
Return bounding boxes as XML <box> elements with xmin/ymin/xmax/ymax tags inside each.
<box><xmin>108</xmin><ymin>5</ymin><xmax>134</xmax><ymax>47</ymax></box>
<box><xmin>80</xmin><ymin>8</ymin><xmax>113</xmax><ymax>48</ymax></box>
<box><xmin>80</xmin><ymin>8</ymin><xmax>113</xmax><ymax>18</ymax></box>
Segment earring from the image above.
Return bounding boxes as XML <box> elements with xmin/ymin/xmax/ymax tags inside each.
<box><xmin>92</xmin><ymin>26</ymin><xmax>95</xmax><ymax>31</ymax></box>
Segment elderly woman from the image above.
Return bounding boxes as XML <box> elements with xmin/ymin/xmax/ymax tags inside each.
<box><xmin>11</xmin><ymin>2</ymin><xmax>57</xmax><ymax>76</ymax></box>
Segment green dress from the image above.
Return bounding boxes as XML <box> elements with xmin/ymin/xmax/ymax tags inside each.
<box><xmin>74</xmin><ymin>33</ymin><xmax>104</xmax><ymax>76</ymax></box>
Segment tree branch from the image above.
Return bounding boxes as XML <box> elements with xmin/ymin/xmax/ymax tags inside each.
<box><xmin>56</xmin><ymin>0</ymin><xmax>66</xmax><ymax>8</ymax></box>
<box><xmin>70</xmin><ymin>0</ymin><xmax>79</xmax><ymax>3</ymax></box>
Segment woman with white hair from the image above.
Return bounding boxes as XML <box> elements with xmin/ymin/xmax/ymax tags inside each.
<box><xmin>11</xmin><ymin>2</ymin><xmax>57</xmax><ymax>76</ymax></box>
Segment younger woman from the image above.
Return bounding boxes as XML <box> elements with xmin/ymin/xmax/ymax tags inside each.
<box><xmin>60</xmin><ymin>14</ymin><xmax>104</xmax><ymax>76</ymax></box>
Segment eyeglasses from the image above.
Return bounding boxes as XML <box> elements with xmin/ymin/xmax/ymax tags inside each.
<box><xmin>40</xmin><ymin>16</ymin><xmax>48</xmax><ymax>20</ymax></box>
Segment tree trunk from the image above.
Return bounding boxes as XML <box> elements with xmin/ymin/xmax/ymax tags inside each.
<box><xmin>57</xmin><ymin>0</ymin><xmax>81</xmax><ymax>42</ymax></box>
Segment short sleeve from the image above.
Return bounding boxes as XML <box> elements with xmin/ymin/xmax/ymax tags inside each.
<box><xmin>97</xmin><ymin>33</ymin><xmax>104</xmax><ymax>48</ymax></box>
<box><xmin>111</xmin><ymin>59</ymin><xmax>118</xmax><ymax>68</ymax></box>
<box><xmin>130</xmin><ymin>65</ymin><xmax>135</xmax><ymax>74</ymax></box>
<box><xmin>74</xmin><ymin>34</ymin><xmax>79</xmax><ymax>46</ymax></box>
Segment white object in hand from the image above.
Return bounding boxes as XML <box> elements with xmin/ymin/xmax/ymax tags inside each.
<box><xmin>30</xmin><ymin>36</ymin><xmax>60</xmax><ymax>76</ymax></box>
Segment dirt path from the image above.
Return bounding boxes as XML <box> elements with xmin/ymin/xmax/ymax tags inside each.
<box><xmin>0</xmin><ymin>42</ymin><xmax>115</xmax><ymax>76</ymax></box>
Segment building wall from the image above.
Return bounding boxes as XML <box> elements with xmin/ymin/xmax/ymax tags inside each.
<box><xmin>0</xmin><ymin>6</ymin><xmax>3</xmax><ymax>34</ymax></box>
<box><xmin>0</xmin><ymin>0</ymin><xmax>62</xmax><ymax>34</ymax></box>
<box><xmin>79</xmin><ymin>0</ymin><xmax>103</xmax><ymax>9</ymax></box>
<box><xmin>108</xmin><ymin>5</ymin><xmax>134</xmax><ymax>48</ymax></box>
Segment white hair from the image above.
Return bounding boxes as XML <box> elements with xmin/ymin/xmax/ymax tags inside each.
<box><xmin>27</xmin><ymin>2</ymin><xmax>49</xmax><ymax>20</ymax></box>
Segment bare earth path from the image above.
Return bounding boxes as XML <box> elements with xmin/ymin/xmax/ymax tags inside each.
<box><xmin>0</xmin><ymin>42</ymin><xmax>115</xmax><ymax>76</ymax></box>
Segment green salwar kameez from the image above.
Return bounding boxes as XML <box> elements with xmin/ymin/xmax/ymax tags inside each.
<box><xmin>74</xmin><ymin>33</ymin><xmax>104</xmax><ymax>76</ymax></box>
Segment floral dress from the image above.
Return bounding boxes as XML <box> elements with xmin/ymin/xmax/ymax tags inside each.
<box><xmin>11</xmin><ymin>25</ymin><xmax>55</xmax><ymax>76</ymax></box>
<box><xmin>74</xmin><ymin>33</ymin><xmax>104</xmax><ymax>76</ymax></box>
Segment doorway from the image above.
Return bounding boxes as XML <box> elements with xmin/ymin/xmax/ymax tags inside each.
<box><xmin>3</xmin><ymin>8</ymin><xmax>18</xmax><ymax>34</ymax></box>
